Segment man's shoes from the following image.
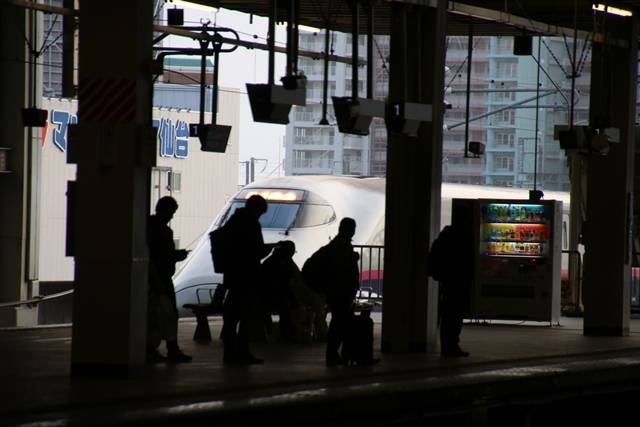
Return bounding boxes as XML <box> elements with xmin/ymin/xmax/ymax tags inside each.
<box><xmin>441</xmin><ymin>346</ymin><xmax>470</xmax><ymax>357</ymax></box>
<box><xmin>146</xmin><ymin>349</ymin><xmax>167</xmax><ymax>364</ymax></box>
<box><xmin>167</xmin><ymin>349</ymin><xmax>193</xmax><ymax>363</ymax></box>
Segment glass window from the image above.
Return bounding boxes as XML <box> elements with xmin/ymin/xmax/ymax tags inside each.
<box><xmin>260</xmin><ymin>203</ymin><xmax>301</xmax><ymax>229</ymax></box>
<box><xmin>296</xmin><ymin>204</ymin><xmax>336</xmax><ymax>227</ymax></box>
<box><xmin>495</xmin><ymin>133</ymin><xmax>515</xmax><ymax>147</ymax></box>
<box><xmin>497</xmin><ymin>61</ymin><xmax>518</xmax><ymax>77</ymax></box>
<box><xmin>494</xmin><ymin>156</ymin><xmax>514</xmax><ymax>171</ymax></box>
<box><xmin>219</xmin><ymin>201</ymin><xmax>301</xmax><ymax>229</ymax></box>
<box><xmin>170</xmin><ymin>171</ymin><xmax>182</xmax><ymax>192</ymax></box>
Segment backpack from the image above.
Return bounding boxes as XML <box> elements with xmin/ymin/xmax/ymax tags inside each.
<box><xmin>302</xmin><ymin>245</ymin><xmax>331</xmax><ymax>293</ymax></box>
<box><xmin>427</xmin><ymin>227</ymin><xmax>455</xmax><ymax>282</ymax></box>
<box><xmin>209</xmin><ymin>225</ymin><xmax>232</xmax><ymax>273</ymax></box>
<box><xmin>427</xmin><ymin>225</ymin><xmax>474</xmax><ymax>282</ymax></box>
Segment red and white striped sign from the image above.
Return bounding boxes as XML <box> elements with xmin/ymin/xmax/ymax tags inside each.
<box><xmin>77</xmin><ymin>78</ymin><xmax>136</xmax><ymax>124</ymax></box>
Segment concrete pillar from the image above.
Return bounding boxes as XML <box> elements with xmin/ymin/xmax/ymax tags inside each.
<box><xmin>0</xmin><ymin>3</ymin><xmax>42</xmax><ymax>327</ymax></box>
<box><xmin>582</xmin><ymin>13</ymin><xmax>638</xmax><ymax>336</ymax></box>
<box><xmin>381</xmin><ymin>1</ymin><xmax>447</xmax><ymax>353</ymax></box>
<box><xmin>70</xmin><ymin>0</ymin><xmax>154</xmax><ymax>378</ymax></box>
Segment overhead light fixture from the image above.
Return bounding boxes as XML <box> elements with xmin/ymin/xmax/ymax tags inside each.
<box><xmin>277</xmin><ymin>22</ymin><xmax>321</xmax><ymax>33</ymax></box>
<box><xmin>592</xmin><ymin>4</ymin><xmax>632</xmax><ymax>16</ymax></box>
<box><xmin>173</xmin><ymin>0</ymin><xmax>219</xmax><ymax>13</ymax></box>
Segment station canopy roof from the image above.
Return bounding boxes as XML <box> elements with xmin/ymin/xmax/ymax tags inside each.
<box><xmin>202</xmin><ymin>0</ymin><xmax>636</xmax><ymax>39</ymax></box>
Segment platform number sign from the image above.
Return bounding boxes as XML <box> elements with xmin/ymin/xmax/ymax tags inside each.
<box><xmin>391</xmin><ymin>103</ymin><xmax>403</xmax><ymax>119</ymax></box>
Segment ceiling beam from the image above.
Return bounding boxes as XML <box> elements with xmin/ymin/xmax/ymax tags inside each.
<box><xmin>153</xmin><ymin>24</ymin><xmax>366</xmax><ymax>66</ymax></box>
<box><xmin>447</xmin><ymin>2</ymin><xmax>592</xmax><ymax>39</ymax></box>
<box><xmin>1</xmin><ymin>0</ymin><xmax>77</xmax><ymax>16</ymax></box>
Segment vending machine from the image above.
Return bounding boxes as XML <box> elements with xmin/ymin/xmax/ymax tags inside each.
<box><xmin>454</xmin><ymin>198</ymin><xmax>563</xmax><ymax>323</ymax></box>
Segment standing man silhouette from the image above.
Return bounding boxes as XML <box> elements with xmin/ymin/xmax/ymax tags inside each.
<box><xmin>147</xmin><ymin>196</ymin><xmax>192</xmax><ymax>363</ymax></box>
<box><xmin>324</xmin><ymin>217</ymin><xmax>360</xmax><ymax>365</ymax></box>
<box><xmin>222</xmin><ymin>194</ymin><xmax>275</xmax><ymax>364</ymax></box>
<box><xmin>430</xmin><ymin>204</ymin><xmax>474</xmax><ymax>357</ymax></box>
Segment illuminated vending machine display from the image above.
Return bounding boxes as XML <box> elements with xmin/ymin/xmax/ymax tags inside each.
<box><xmin>466</xmin><ymin>198</ymin><xmax>562</xmax><ymax>323</ymax></box>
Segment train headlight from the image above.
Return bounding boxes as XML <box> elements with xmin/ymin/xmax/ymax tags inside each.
<box><xmin>244</xmin><ymin>190</ymin><xmax>302</xmax><ymax>201</ymax></box>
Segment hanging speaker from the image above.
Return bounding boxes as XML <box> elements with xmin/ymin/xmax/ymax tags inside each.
<box><xmin>513</xmin><ymin>36</ymin><xmax>533</xmax><ymax>56</ymax></box>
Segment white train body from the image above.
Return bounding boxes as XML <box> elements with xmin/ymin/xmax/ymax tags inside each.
<box><xmin>173</xmin><ymin>175</ymin><xmax>571</xmax><ymax>317</ymax></box>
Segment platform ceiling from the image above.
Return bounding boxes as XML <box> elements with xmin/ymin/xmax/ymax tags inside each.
<box><xmin>207</xmin><ymin>0</ymin><xmax>636</xmax><ymax>38</ymax></box>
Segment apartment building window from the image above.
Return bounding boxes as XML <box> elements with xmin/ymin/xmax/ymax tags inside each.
<box><xmin>495</xmin><ymin>133</ymin><xmax>515</xmax><ymax>148</ymax></box>
<box><xmin>293</xmin><ymin>150</ymin><xmax>310</xmax><ymax>168</ymax></box>
<box><xmin>294</xmin><ymin>105</ymin><xmax>321</xmax><ymax>122</ymax></box>
<box><xmin>298</xmin><ymin>58</ymin><xmax>320</xmax><ymax>76</ymax></box>
<box><xmin>472</xmin><ymin>62</ymin><xmax>489</xmax><ymax>75</ymax></box>
<box><xmin>294</xmin><ymin>127</ymin><xmax>334</xmax><ymax>146</ymax></box>
<box><xmin>494</xmin><ymin>156</ymin><xmax>514</xmax><ymax>171</ymax></box>
<box><xmin>346</xmin><ymin>34</ymin><xmax>366</xmax><ymax>49</ymax></box>
<box><xmin>375</xmin><ymin>80</ymin><xmax>387</xmax><ymax>93</ymax></box>
<box><xmin>497</xmin><ymin>61</ymin><xmax>518</xmax><ymax>78</ymax></box>
<box><xmin>495</xmin><ymin>82</ymin><xmax>517</xmax><ymax>101</ymax></box>
<box><xmin>446</xmin><ymin>111</ymin><xmax>467</xmax><ymax>121</ymax></box>
<box><xmin>448</xmin><ymin>37</ymin><xmax>468</xmax><ymax>51</ymax></box>
<box><xmin>373</xmin><ymin>150</ymin><xmax>386</xmax><ymax>160</ymax></box>
<box><xmin>307</xmin><ymin>81</ymin><xmax>335</xmax><ymax>99</ymax></box>
<box><xmin>345</xmin><ymin>79</ymin><xmax>365</xmax><ymax>95</ymax></box>
<box><xmin>495</xmin><ymin>110</ymin><xmax>516</xmax><ymax>125</ymax></box>
<box><xmin>496</xmin><ymin>37</ymin><xmax>513</xmax><ymax>53</ymax></box>
<box><xmin>293</xmin><ymin>150</ymin><xmax>334</xmax><ymax>169</ymax></box>
<box><xmin>299</xmin><ymin>34</ymin><xmax>322</xmax><ymax>51</ymax></box>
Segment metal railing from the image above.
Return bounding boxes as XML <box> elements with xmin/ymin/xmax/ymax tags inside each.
<box><xmin>354</xmin><ymin>244</ymin><xmax>384</xmax><ymax>304</ymax></box>
<box><xmin>0</xmin><ymin>289</ymin><xmax>74</xmax><ymax>309</ymax></box>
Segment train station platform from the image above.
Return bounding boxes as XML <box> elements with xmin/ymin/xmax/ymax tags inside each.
<box><xmin>3</xmin><ymin>314</ymin><xmax>640</xmax><ymax>427</ymax></box>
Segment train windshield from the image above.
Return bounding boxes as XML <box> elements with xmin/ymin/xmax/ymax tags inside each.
<box><xmin>218</xmin><ymin>188</ymin><xmax>336</xmax><ymax>229</ymax></box>
<box><xmin>220</xmin><ymin>202</ymin><xmax>300</xmax><ymax>229</ymax></box>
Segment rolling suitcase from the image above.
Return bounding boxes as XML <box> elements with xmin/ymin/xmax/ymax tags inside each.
<box><xmin>341</xmin><ymin>313</ymin><xmax>376</xmax><ymax>365</ymax></box>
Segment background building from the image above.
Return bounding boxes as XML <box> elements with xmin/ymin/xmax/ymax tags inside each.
<box><xmin>285</xmin><ymin>32</ymin><xmax>589</xmax><ymax>192</ymax></box>
<box><xmin>285</xmin><ymin>32</ymin><xmax>372</xmax><ymax>176</ymax></box>
<box><xmin>443</xmin><ymin>36</ymin><xmax>589</xmax><ymax>191</ymax></box>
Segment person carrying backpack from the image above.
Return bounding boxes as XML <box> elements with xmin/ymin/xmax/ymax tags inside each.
<box><xmin>220</xmin><ymin>195</ymin><xmax>276</xmax><ymax>365</ymax></box>
<box><xmin>321</xmin><ymin>218</ymin><xmax>361</xmax><ymax>365</ymax></box>
<box><xmin>428</xmin><ymin>204</ymin><xmax>475</xmax><ymax>357</ymax></box>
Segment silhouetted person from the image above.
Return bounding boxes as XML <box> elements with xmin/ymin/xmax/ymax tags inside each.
<box><xmin>260</xmin><ymin>242</ymin><xmax>298</xmax><ymax>341</ymax></box>
<box><xmin>222</xmin><ymin>194</ymin><xmax>275</xmax><ymax>364</ymax></box>
<box><xmin>430</xmin><ymin>204</ymin><xmax>474</xmax><ymax>357</ymax></box>
<box><xmin>262</xmin><ymin>241</ymin><xmax>328</xmax><ymax>342</ymax></box>
<box><xmin>147</xmin><ymin>196</ymin><xmax>192</xmax><ymax>363</ymax></box>
<box><xmin>323</xmin><ymin>217</ymin><xmax>360</xmax><ymax>365</ymax></box>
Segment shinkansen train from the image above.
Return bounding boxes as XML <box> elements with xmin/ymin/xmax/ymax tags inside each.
<box><xmin>173</xmin><ymin>175</ymin><xmax>572</xmax><ymax>317</ymax></box>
